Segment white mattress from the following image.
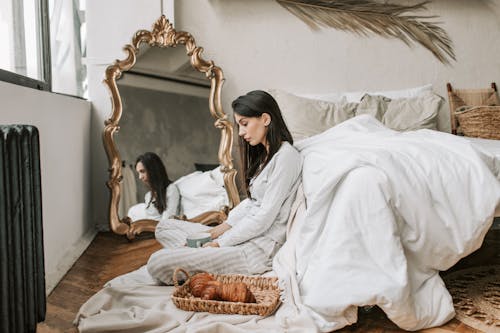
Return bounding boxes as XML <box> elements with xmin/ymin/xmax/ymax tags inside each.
<box><xmin>462</xmin><ymin>137</ymin><xmax>500</xmax><ymax>217</ymax></box>
<box><xmin>463</xmin><ymin>136</ymin><xmax>500</xmax><ymax>177</ymax></box>
<box><xmin>463</xmin><ymin>136</ymin><xmax>500</xmax><ymax>160</ymax></box>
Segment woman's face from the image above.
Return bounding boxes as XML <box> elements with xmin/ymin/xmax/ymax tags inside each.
<box><xmin>235</xmin><ymin>113</ymin><xmax>270</xmax><ymax>147</ymax></box>
<box><xmin>136</xmin><ymin>161</ymin><xmax>149</xmax><ymax>187</ymax></box>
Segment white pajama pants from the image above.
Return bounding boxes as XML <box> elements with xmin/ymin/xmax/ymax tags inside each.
<box><xmin>147</xmin><ymin>219</ymin><xmax>279</xmax><ymax>285</ymax></box>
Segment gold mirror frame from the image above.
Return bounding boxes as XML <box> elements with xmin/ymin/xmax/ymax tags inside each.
<box><xmin>102</xmin><ymin>15</ymin><xmax>240</xmax><ymax>240</ymax></box>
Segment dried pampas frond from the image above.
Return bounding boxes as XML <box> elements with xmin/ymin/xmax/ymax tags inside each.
<box><xmin>276</xmin><ymin>0</ymin><xmax>455</xmax><ymax>64</ymax></box>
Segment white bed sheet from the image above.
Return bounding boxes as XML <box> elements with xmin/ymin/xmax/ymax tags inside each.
<box><xmin>461</xmin><ymin>136</ymin><xmax>500</xmax><ymax>216</ymax></box>
<box><xmin>462</xmin><ymin>137</ymin><xmax>500</xmax><ymax>157</ymax></box>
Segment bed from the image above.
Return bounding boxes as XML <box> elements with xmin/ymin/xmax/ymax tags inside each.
<box><xmin>75</xmin><ymin>85</ymin><xmax>500</xmax><ymax>333</ymax></box>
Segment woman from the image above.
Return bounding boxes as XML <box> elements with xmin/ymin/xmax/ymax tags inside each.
<box><xmin>147</xmin><ymin>90</ymin><xmax>302</xmax><ymax>284</ymax></box>
<box><xmin>127</xmin><ymin>152</ymin><xmax>180</xmax><ymax>222</ymax></box>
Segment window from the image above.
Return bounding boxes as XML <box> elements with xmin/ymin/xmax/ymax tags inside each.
<box><xmin>0</xmin><ymin>0</ymin><xmax>50</xmax><ymax>90</ymax></box>
<box><xmin>0</xmin><ymin>0</ymin><xmax>87</xmax><ymax>98</ymax></box>
<box><xmin>49</xmin><ymin>0</ymin><xmax>87</xmax><ymax>98</ymax></box>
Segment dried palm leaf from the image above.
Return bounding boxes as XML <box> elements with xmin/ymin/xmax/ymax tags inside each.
<box><xmin>276</xmin><ymin>0</ymin><xmax>455</xmax><ymax>64</ymax></box>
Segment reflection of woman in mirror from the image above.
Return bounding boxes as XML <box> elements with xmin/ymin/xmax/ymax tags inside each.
<box><xmin>145</xmin><ymin>90</ymin><xmax>302</xmax><ymax>284</ymax></box>
<box><xmin>127</xmin><ymin>152</ymin><xmax>180</xmax><ymax>223</ymax></box>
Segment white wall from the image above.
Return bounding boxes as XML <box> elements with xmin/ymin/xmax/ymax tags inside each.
<box><xmin>174</xmin><ymin>0</ymin><xmax>500</xmax><ymax>127</ymax></box>
<box><xmin>0</xmin><ymin>81</ymin><xmax>92</xmax><ymax>293</ymax></box>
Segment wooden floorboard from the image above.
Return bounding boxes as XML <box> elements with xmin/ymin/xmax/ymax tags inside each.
<box><xmin>37</xmin><ymin>230</ymin><xmax>499</xmax><ymax>333</ymax></box>
<box><xmin>37</xmin><ymin>232</ymin><xmax>162</xmax><ymax>333</ymax></box>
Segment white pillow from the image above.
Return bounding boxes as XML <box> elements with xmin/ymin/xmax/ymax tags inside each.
<box><xmin>297</xmin><ymin>84</ymin><xmax>433</xmax><ymax>103</ymax></box>
<box><xmin>355</xmin><ymin>94</ymin><xmax>391</xmax><ymax>120</ymax></box>
<box><xmin>382</xmin><ymin>92</ymin><xmax>443</xmax><ymax>131</ymax></box>
<box><xmin>268</xmin><ymin>89</ymin><xmax>357</xmax><ymax>140</ymax></box>
<box><xmin>174</xmin><ymin>171</ymin><xmax>228</xmax><ymax>218</ymax></box>
<box><xmin>356</xmin><ymin>92</ymin><xmax>442</xmax><ymax>131</ymax></box>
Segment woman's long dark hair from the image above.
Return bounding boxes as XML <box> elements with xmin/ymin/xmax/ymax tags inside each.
<box><xmin>135</xmin><ymin>152</ymin><xmax>172</xmax><ymax>214</ymax></box>
<box><xmin>231</xmin><ymin>90</ymin><xmax>293</xmax><ymax>196</ymax></box>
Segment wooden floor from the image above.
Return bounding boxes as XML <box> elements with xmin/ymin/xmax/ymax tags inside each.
<box><xmin>37</xmin><ymin>229</ymin><xmax>499</xmax><ymax>333</ymax></box>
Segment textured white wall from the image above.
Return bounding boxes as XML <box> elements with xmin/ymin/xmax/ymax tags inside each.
<box><xmin>0</xmin><ymin>81</ymin><xmax>92</xmax><ymax>293</ymax></box>
<box><xmin>174</xmin><ymin>0</ymin><xmax>500</xmax><ymax>127</ymax></box>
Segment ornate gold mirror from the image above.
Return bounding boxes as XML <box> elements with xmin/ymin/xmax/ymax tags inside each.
<box><xmin>103</xmin><ymin>16</ymin><xmax>240</xmax><ymax>240</ymax></box>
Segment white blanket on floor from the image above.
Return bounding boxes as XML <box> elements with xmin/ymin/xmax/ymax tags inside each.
<box><xmin>75</xmin><ymin>115</ymin><xmax>499</xmax><ymax>333</ymax></box>
<box><xmin>75</xmin><ymin>282</ymin><xmax>280</xmax><ymax>333</ymax></box>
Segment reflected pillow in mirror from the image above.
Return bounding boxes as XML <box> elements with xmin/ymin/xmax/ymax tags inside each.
<box><xmin>268</xmin><ymin>89</ymin><xmax>357</xmax><ymax>140</ymax></box>
<box><xmin>174</xmin><ymin>170</ymin><xmax>228</xmax><ymax>219</ymax></box>
<box><xmin>127</xmin><ymin>203</ymin><xmax>153</xmax><ymax>222</ymax></box>
<box><xmin>208</xmin><ymin>166</ymin><xmax>225</xmax><ymax>188</ymax></box>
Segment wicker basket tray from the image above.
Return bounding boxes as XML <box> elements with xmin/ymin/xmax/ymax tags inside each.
<box><xmin>455</xmin><ymin>106</ymin><xmax>500</xmax><ymax>140</ymax></box>
<box><xmin>171</xmin><ymin>268</ymin><xmax>282</xmax><ymax>316</ymax></box>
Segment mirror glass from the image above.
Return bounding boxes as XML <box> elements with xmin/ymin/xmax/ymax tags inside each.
<box><xmin>103</xmin><ymin>16</ymin><xmax>240</xmax><ymax>239</ymax></box>
<box><xmin>115</xmin><ymin>45</ymin><xmax>227</xmax><ymax>222</ymax></box>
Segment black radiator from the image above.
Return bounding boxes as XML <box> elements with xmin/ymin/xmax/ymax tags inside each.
<box><xmin>0</xmin><ymin>125</ymin><xmax>46</xmax><ymax>333</ymax></box>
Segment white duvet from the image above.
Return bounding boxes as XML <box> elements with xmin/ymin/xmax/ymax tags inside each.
<box><xmin>273</xmin><ymin>115</ymin><xmax>500</xmax><ymax>332</ymax></box>
<box><xmin>75</xmin><ymin>115</ymin><xmax>499</xmax><ymax>333</ymax></box>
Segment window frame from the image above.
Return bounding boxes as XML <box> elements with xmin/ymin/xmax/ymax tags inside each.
<box><xmin>0</xmin><ymin>0</ymin><xmax>52</xmax><ymax>91</ymax></box>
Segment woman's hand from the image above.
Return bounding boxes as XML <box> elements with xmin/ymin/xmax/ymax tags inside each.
<box><xmin>202</xmin><ymin>241</ymin><xmax>220</xmax><ymax>248</ymax></box>
<box><xmin>209</xmin><ymin>222</ymin><xmax>231</xmax><ymax>240</ymax></box>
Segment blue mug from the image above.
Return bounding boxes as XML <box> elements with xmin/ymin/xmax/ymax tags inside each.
<box><xmin>186</xmin><ymin>232</ymin><xmax>212</xmax><ymax>248</ymax></box>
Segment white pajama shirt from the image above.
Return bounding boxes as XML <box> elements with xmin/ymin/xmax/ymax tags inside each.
<box><xmin>147</xmin><ymin>142</ymin><xmax>302</xmax><ymax>284</ymax></box>
<box><xmin>127</xmin><ymin>183</ymin><xmax>180</xmax><ymax>222</ymax></box>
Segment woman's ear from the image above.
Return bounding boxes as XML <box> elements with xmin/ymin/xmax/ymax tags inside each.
<box><xmin>261</xmin><ymin>113</ymin><xmax>271</xmax><ymax>126</ymax></box>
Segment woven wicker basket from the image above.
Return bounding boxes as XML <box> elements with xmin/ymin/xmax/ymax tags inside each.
<box><xmin>171</xmin><ymin>268</ymin><xmax>281</xmax><ymax>316</ymax></box>
<box><xmin>455</xmin><ymin>106</ymin><xmax>500</xmax><ymax>140</ymax></box>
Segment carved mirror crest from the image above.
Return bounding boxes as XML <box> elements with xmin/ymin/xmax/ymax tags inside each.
<box><xmin>103</xmin><ymin>16</ymin><xmax>240</xmax><ymax>240</ymax></box>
